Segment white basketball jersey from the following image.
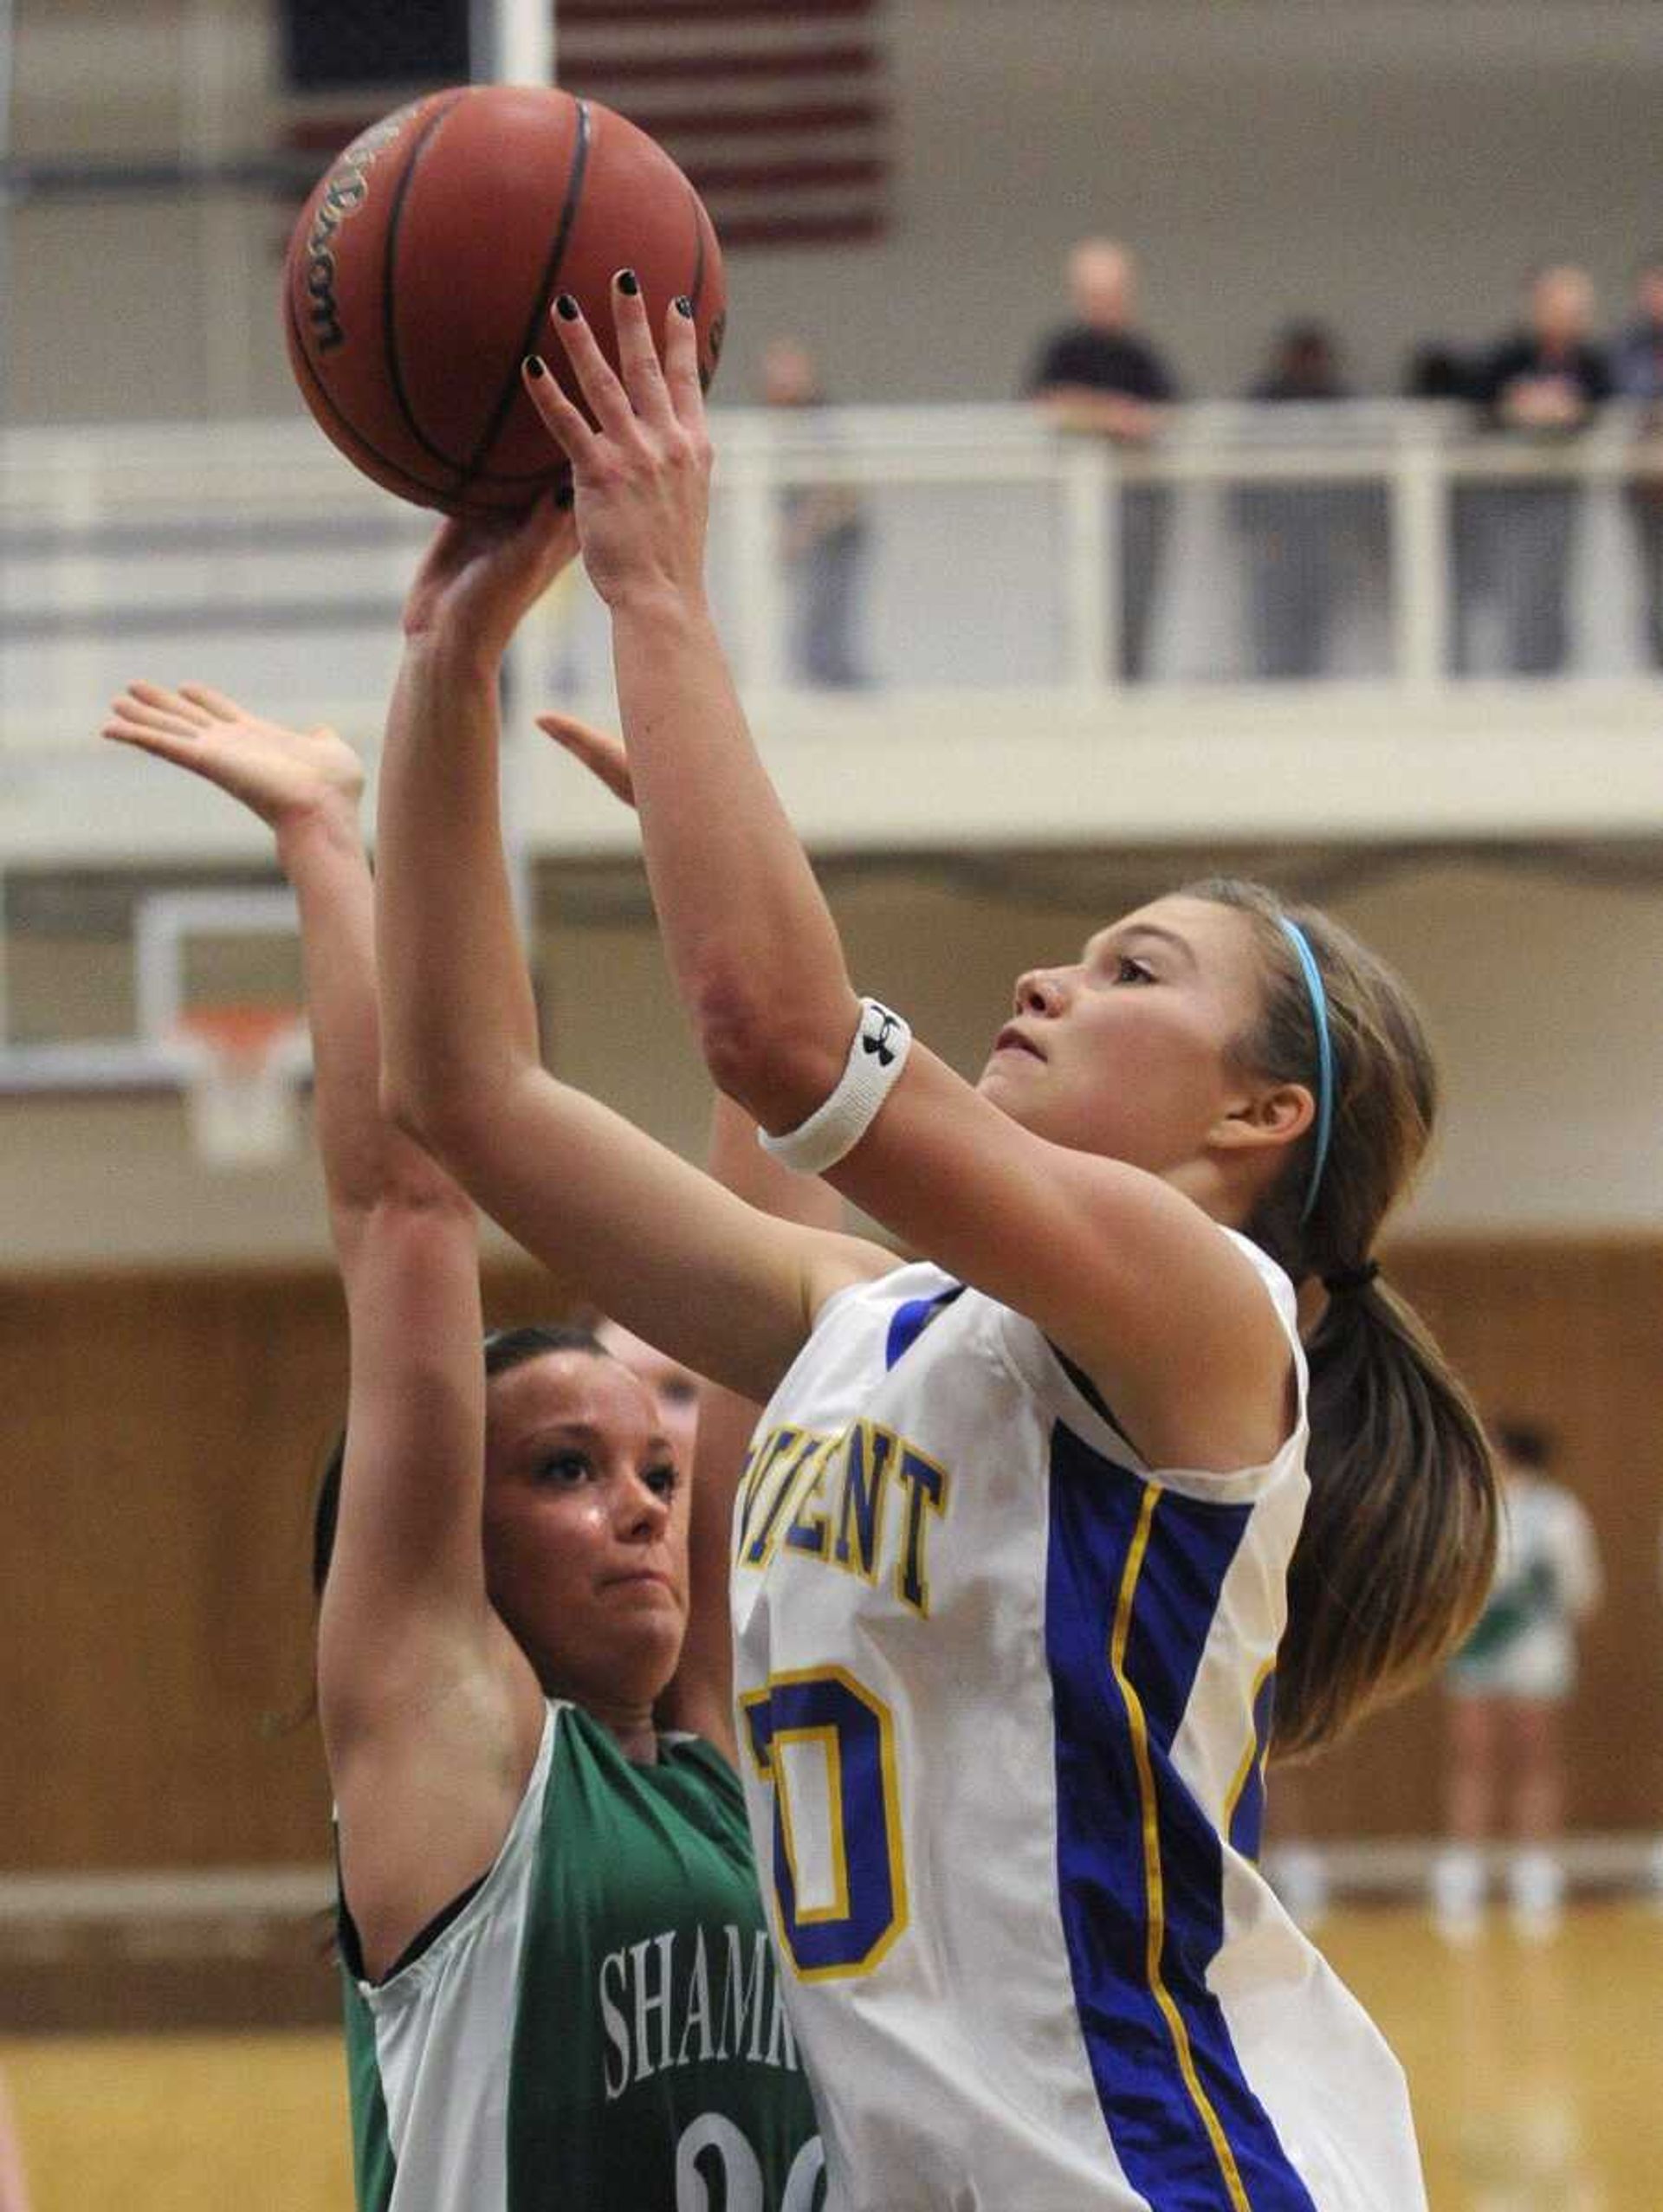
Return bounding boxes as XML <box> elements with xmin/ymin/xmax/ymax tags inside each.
<box><xmin>730</xmin><ymin>1233</ymin><xmax>1427</xmax><ymax>2212</ymax></box>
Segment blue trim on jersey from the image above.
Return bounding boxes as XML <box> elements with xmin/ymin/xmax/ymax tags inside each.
<box><xmin>1045</xmin><ymin>1424</ymin><xmax>1317</xmax><ymax>2210</ymax></box>
<box><xmin>1229</xmin><ymin>1671</ymin><xmax>1277</xmax><ymax>1862</ymax></box>
<box><xmin>883</xmin><ymin>1284</ymin><xmax>963</xmax><ymax>1371</ymax></box>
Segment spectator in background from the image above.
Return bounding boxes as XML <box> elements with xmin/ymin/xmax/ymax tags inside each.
<box><xmin>1404</xmin><ymin>343</ymin><xmax>1480</xmax><ymax>404</ymax></box>
<box><xmin>1432</xmin><ymin>1420</ymin><xmax>1603</xmax><ymax>1943</ymax></box>
<box><xmin>1233</xmin><ymin>321</ymin><xmax>1357</xmax><ymax>679</ymax></box>
<box><xmin>761</xmin><ymin>336</ymin><xmax>870</xmax><ymax>688</ymax></box>
<box><xmin>1469</xmin><ymin>266</ymin><xmax>1611</xmax><ymax>676</ymax></box>
<box><xmin>1026</xmin><ymin>238</ymin><xmax>1179</xmax><ymax>681</ymax></box>
<box><xmin>1612</xmin><ymin>256</ymin><xmax>1663</xmax><ymax>669</ymax></box>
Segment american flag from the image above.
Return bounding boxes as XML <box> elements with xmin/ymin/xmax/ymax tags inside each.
<box><xmin>560</xmin><ymin>0</ymin><xmax>890</xmax><ymax>248</ymax></box>
<box><xmin>279</xmin><ymin>0</ymin><xmax>891</xmax><ymax>250</ymax></box>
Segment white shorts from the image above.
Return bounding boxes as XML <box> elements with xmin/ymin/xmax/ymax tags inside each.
<box><xmin>1446</xmin><ymin>1628</ymin><xmax>1576</xmax><ymax>1703</ymax></box>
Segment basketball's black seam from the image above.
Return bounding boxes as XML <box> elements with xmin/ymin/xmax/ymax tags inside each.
<box><xmin>687</xmin><ymin>188</ymin><xmax>722</xmax><ymax>393</ymax></box>
<box><xmin>380</xmin><ymin>89</ymin><xmax>479</xmax><ymax>479</ymax></box>
<box><xmin>687</xmin><ymin>185</ymin><xmax>707</xmax><ymax>314</ymax></box>
<box><xmin>288</xmin><ymin>286</ymin><xmax>564</xmax><ymax>509</ymax></box>
<box><xmin>284</xmin><ymin>284</ymin><xmax>454</xmax><ymax>508</ymax></box>
<box><xmin>457</xmin><ymin>96</ymin><xmax>594</xmax><ymax>495</ymax></box>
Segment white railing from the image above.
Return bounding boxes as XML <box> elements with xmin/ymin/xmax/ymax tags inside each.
<box><xmin>5</xmin><ymin>400</ymin><xmax>1662</xmax><ymax>764</ymax></box>
<box><xmin>3</xmin><ymin>398</ymin><xmax>1662</xmax><ymax>1090</ymax></box>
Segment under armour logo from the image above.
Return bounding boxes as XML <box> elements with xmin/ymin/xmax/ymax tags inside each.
<box><xmin>861</xmin><ymin>1006</ymin><xmax>901</xmax><ymax>1067</ymax></box>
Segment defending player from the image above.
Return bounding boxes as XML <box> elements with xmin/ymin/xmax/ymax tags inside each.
<box><xmin>371</xmin><ymin>281</ymin><xmax>1498</xmax><ymax>2209</ymax></box>
<box><xmin>100</xmin><ymin>675</ymin><xmax>825</xmax><ymax>2212</ymax></box>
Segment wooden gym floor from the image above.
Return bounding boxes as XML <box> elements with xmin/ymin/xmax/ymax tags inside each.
<box><xmin>4</xmin><ymin>1903</ymin><xmax>1660</xmax><ymax>2210</ymax></box>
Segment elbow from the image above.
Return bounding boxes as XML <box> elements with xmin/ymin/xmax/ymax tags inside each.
<box><xmin>379</xmin><ymin>1058</ymin><xmax>482</xmax><ymax>1177</ymax></box>
<box><xmin>692</xmin><ymin>974</ymin><xmax>846</xmax><ymax>1130</ymax></box>
<box><xmin>379</xmin><ymin>1004</ymin><xmax>521</xmax><ymax>1161</ymax></box>
<box><xmin>379</xmin><ymin>1062</ymin><xmax>443</xmax><ymax>1153</ymax></box>
<box><xmin>381</xmin><ymin>1032</ymin><xmax>537</xmax><ymax>1190</ymax></box>
<box><xmin>694</xmin><ymin>979</ymin><xmax>766</xmax><ymax>1102</ymax></box>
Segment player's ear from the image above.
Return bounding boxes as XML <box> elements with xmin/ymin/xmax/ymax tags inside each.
<box><xmin>1210</xmin><ymin>1081</ymin><xmax>1313</xmax><ymax>1158</ymax></box>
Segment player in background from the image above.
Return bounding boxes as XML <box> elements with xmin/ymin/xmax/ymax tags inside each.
<box><xmin>1433</xmin><ymin>1418</ymin><xmax>1604</xmax><ymax>1941</ymax></box>
<box><xmin>100</xmin><ymin>672</ymin><xmax>827</xmax><ymax>2212</ymax></box>
<box><xmin>372</xmin><ymin>279</ymin><xmax>1498</xmax><ymax>2210</ymax></box>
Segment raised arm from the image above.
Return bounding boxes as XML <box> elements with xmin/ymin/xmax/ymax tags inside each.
<box><xmin>533</xmin><ymin>710</ymin><xmax>847</xmax><ymax>1758</ymax></box>
<box><xmin>375</xmin><ymin>512</ymin><xmax>890</xmax><ymax>1411</ymax></box>
<box><xmin>525</xmin><ymin>284</ymin><xmax>1292</xmax><ymax>1473</ymax></box>
<box><xmin>101</xmin><ymin>683</ymin><xmax>543</xmax><ymax>1979</ymax></box>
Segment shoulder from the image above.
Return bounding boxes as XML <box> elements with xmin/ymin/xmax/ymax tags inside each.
<box><xmin>974</xmin><ymin>1150</ymin><xmax>1300</xmax><ymax>1476</ymax></box>
<box><xmin>1219</xmin><ymin>1226</ymin><xmax>1303</xmax><ymax>1344</ymax></box>
<box><xmin>979</xmin><ymin>1221</ymin><xmax>1304</xmax><ymax>1499</ymax></box>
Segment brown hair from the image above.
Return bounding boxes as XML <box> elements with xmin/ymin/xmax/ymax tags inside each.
<box><xmin>311</xmin><ymin>1323</ymin><xmax>606</xmax><ymax>1598</ymax></box>
<box><xmin>1186</xmin><ymin>878</ymin><xmax>1499</xmax><ymax>1759</ymax></box>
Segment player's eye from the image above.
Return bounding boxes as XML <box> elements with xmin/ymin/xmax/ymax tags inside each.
<box><xmin>642</xmin><ymin>1459</ymin><xmax>679</xmax><ymax>1499</ymax></box>
<box><xmin>1115</xmin><ymin>955</ymin><xmax>1156</xmax><ymax>986</ymax></box>
<box><xmin>661</xmin><ymin>1376</ymin><xmax>699</xmax><ymax>1407</ymax></box>
<box><xmin>537</xmin><ymin>1451</ymin><xmax>592</xmax><ymax>1486</ymax></box>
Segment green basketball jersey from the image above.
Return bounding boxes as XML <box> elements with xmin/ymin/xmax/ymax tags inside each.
<box><xmin>340</xmin><ymin>1701</ymin><xmax>825</xmax><ymax>2212</ymax></box>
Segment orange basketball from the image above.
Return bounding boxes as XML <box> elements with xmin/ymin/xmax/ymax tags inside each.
<box><xmin>283</xmin><ymin>84</ymin><xmax>726</xmax><ymax>514</ymax></box>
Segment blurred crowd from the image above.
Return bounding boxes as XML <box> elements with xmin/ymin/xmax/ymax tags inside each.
<box><xmin>762</xmin><ymin>240</ymin><xmax>1663</xmax><ymax>686</ymax></box>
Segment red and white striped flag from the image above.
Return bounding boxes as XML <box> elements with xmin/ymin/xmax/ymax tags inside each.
<box><xmin>278</xmin><ymin>1</ymin><xmax>891</xmax><ymax>250</ymax></box>
<box><xmin>558</xmin><ymin>0</ymin><xmax>890</xmax><ymax>248</ymax></box>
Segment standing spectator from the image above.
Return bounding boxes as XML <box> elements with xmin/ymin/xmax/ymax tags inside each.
<box><xmin>1026</xmin><ymin>238</ymin><xmax>1179</xmax><ymax>681</ymax></box>
<box><xmin>1404</xmin><ymin>344</ymin><xmax>1480</xmax><ymax>404</ymax></box>
<box><xmin>1469</xmin><ymin>267</ymin><xmax>1611</xmax><ymax>676</ymax></box>
<box><xmin>1611</xmin><ymin>256</ymin><xmax>1663</xmax><ymax>669</ymax></box>
<box><xmin>761</xmin><ymin>336</ymin><xmax>870</xmax><ymax>688</ymax></box>
<box><xmin>1233</xmin><ymin>321</ymin><xmax>1358</xmax><ymax>679</ymax></box>
<box><xmin>1432</xmin><ymin>1420</ymin><xmax>1603</xmax><ymax>1942</ymax></box>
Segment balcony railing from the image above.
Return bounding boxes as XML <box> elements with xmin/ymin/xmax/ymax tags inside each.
<box><xmin>3</xmin><ymin>398</ymin><xmax>1662</xmax><ymax>1093</ymax></box>
<box><xmin>6</xmin><ymin>399</ymin><xmax>1662</xmax><ymax>765</ymax></box>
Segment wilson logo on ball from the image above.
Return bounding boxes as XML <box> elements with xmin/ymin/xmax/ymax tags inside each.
<box><xmin>303</xmin><ymin>112</ymin><xmax>412</xmax><ymax>356</ymax></box>
<box><xmin>283</xmin><ymin>84</ymin><xmax>727</xmax><ymax>515</ymax></box>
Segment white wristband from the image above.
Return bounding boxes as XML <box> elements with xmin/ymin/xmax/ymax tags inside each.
<box><xmin>758</xmin><ymin>998</ymin><xmax>913</xmax><ymax>1175</ymax></box>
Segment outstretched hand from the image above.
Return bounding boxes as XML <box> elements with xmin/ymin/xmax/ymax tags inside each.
<box><xmin>101</xmin><ymin>682</ymin><xmax>363</xmax><ymax>833</ymax></box>
<box><xmin>521</xmin><ymin>275</ymin><xmax>712</xmax><ymax>613</ymax></box>
<box><xmin>402</xmin><ymin>496</ymin><xmax>581</xmax><ymax>663</ymax></box>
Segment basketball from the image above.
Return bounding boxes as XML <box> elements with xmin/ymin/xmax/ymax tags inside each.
<box><xmin>282</xmin><ymin>85</ymin><xmax>727</xmax><ymax>514</ymax></box>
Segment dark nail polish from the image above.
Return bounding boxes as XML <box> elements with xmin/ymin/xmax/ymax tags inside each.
<box><xmin>555</xmin><ymin>294</ymin><xmax>580</xmax><ymax>321</ymax></box>
<box><xmin>673</xmin><ymin>295</ymin><xmax>693</xmax><ymax>319</ymax></box>
<box><xmin>615</xmin><ymin>268</ymin><xmax>639</xmax><ymax>297</ymax></box>
<box><xmin>524</xmin><ymin>354</ymin><xmax>545</xmax><ymax>378</ymax></box>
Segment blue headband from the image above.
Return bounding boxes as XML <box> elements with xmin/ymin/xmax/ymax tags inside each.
<box><xmin>1277</xmin><ymin>918</ymin><xmax>1334</xmax><ymax>1223</ymax></box>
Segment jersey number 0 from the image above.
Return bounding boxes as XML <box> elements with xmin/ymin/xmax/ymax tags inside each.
<box><xmin>741</xmin><ymin>1666</ymin><xmax>909</xmax><ymax>1980</ymax></box>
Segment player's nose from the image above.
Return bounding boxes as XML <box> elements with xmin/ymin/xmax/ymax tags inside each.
<box><xmin>618</xmin><ymin>1469</ymin><xmax>672</xmax><ymax>1541</ymax></box>
<box><xmin>1013</xmin><ymin>968</ymin><xmax>1068</xmax><ymax>1018</ymax></box>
